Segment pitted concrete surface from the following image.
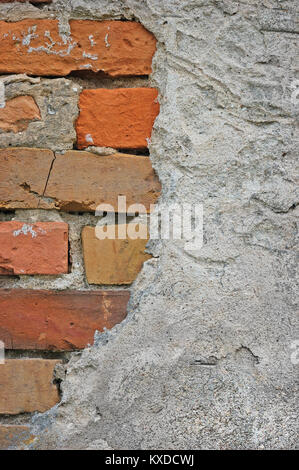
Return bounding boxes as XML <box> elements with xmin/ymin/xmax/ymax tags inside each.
<box><xmin>1</xmin><ymin>0</ymin><xmax>298</xmax><ymax>449</ymax></box>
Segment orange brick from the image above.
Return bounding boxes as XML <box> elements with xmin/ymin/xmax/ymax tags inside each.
<box><xmin>0</xmin><ymin>147</ymin><xmax>55</xmax><ymax>210</ymax></box>
<box><xmin>82</xmin><ymin>225</ymin><xmax>151</xmax><ymax>285</ymax></box>
<box><xmin>76</xmin><ymin>88</ymin><xmax>159</xmax><ymax>149</ymax></box>
<box><xmin>0</xmin><ymin>425</ymin><xmax>33</xmax><ymax>450</ymax></box>
<box><xmin>44</xmin><ymin>151</ymin><xmax>161</xmax><ymax>213</ymax></box>
<box><xmin>0</xmin><ymin>359</ymin><xmax>60</xmax><ymax>414</ymax></box>
<box><xmin>0</xmin><ymin>289</ymin><xmax>130</xmax><ymax>350</ymax></box>
<box><xmin>0</xmin><ymin>222</ymin><xmax>68</xmax><ymax>275</ymax></box>
<box><xmin>0</xmin><ymin>96</ymin><xmax>41</xmax><ymax>133</ymax></box>
<box><xmin>0</xmin><ymin>20</ymin><xmax>156</xmax><ymax>77</ymax></box>
<box><xmin>0</xmin><ymin>148</ymin><xmax>161</xmax><ymax>213</ymax></box>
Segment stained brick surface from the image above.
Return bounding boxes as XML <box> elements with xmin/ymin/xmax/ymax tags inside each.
<box><xmin>0</xmin><ymin>221</ymin><xmax>68</xmax><ymax>275</ymax></box>
<box><xmin>0</xmin><ymin>20</ymin><xmax>156</xmax><ymax>77</ymax></box>
<box><xmin>82</xmin><ymin>225</ymin><xmax>151</xmax><ymax>284</ymax></box>
<box><xmin>0</xmin><ymin>96</ymin><xmax>41</xmax><ymax>133</ymax></box>
<box><xmin>0</xmin><ymin>289</ymin><xmax>130</xmax><ymax>350</ymax></box>
<box><xmin>0</xmin><ymin>149</ymin><xmax>160</xmax><ymax>213</ymax></box>
<box><xmin>0</xmin><ymin>147</ymin><xmax>54</xmax><ymax>210</ymax></box>
<box><xmin>0</xmin><ymin>359</ymin><xmax>60</xmax><ymax>414</ymax></box>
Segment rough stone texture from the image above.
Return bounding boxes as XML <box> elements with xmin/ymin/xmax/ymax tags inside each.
<box><xmin>0</xmin><ymin>76</ymin><xmax>81</xmax><ymax>151</ymax></box>
<box><xmin>82</xmin><ymin>225</ymin><xmax>151</xmax><ymax>285</ymax></box>
<box><xmin>0</xmin><ymin>0</ymin><xmax>298</xmax><ymax>451</ymax></box>
<box><xmin>0</xmin><ymin>425</ymin><xmax>33</xmax><ymax>451</ymax></box>
<box><xmin>0</xmin><ymin>221</ymin><xmax>68</xmax><ymax>275</ymax></box>
<box><xmin>0</xmin><ymin>289</ymin><xmax>130</xmax><ymax>350</ymax></box>
<box><xmin>0</xmin><ymin>19</ymin><xmax>156</xmax><ymax>77</ymax></box>
<box><xmin>0</xmin><ymin>359</ymin><xmax>60</xmax><ymax>414</ymax></box>
<box><xmin>76</xmin><ymin>88</ymin><xmax>159</xmax><ymax>149</ymax></box>
<box><xmin>0</xmin><ymin>95</ymin><xmax>41</xmax><ymax>133</ymax></box>
<box><xmin>44</xmin><ymin>151</ymin><xmax>161</xmax><ymax>213</ymax></box>
<box><xmin>0</xmin><ymin>1</ymin><xmax>51</xmax><ymax>3</ymax></box>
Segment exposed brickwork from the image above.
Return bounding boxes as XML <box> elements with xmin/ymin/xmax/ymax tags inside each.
<box><xmin>0</xmin><ymin>359</ymin><xmax>60</xmax><ymax>414</ymax></box>
<box><xmin>0</xmin><ymin>147</ymin><xmax>54</xmax><ymax>210</ymax></box>
<box><xmin>0</xmin><ymin>149</ymin><xmax>160</xmax><ymax>212</ymax></box>
<box><xmin>0</xmin><ymin>15</ymin><xmax>159</xmax><ymax>449</ymax></box>
<box><xmin>0</xmin><ymin>96</ymin><xmax>41</xmax><ymax>133</ymax></box>
<box><xmin>76</xmin><ymin>88</ymin><xmax>159</xmax><ymax>149</ymax></box>
<box><xmin>82</xmin><ymin>225</ymin><xmax>151</xmax><ymax>285</ymax></box>
<box><xmin>0</xmin><ymin>289</ymin><xmax>130</xmax><ymax>350</ymax></box>
<box><xmin>0</xmin><ymin>20</ymin><xmax>156</xmax><ymax>77</ymax></box>
<box><xmin>45</xmin><ymin>151</ymin><xmax>161</xmax><ymax>212</ymax></box>
<box><xmin>0</xmin><ymin>222</ymin><xmax>68</xmax><ymax>275</ymax></box>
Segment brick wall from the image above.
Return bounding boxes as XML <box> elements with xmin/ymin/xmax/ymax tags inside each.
<box><xmin>0</xmin><ymin>11</ymin><xmax>160</xmax><ymax>449</ymax></box>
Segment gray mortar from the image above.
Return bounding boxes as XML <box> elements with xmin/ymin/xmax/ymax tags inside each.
<box><xmin>0</xmin><ymin>0</ymin><xmax>298</xmax><ymax>450</ymax></box>
<box><xmin>0</xmin><ymin>76</ymin><xmax>81</xmax><ymax>151</ymax></box>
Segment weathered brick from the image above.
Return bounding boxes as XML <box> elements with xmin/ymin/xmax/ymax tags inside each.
<box><xmin>0</xmin><ymin>20</ymin><xmax>156</xmax><ymax>76</ymax></box>
<box><xmin>0</xmin><ymin>96</ymin><xmax>41</xmax><ymax>133</ymax></box>
<box><xmin>0</xmin><ymin>289</ymin><xmax>130</xmax><ymax>350</ymax></box>
<box><xmin>0</xmin><ymin>147</ymin><xmax>54</xmax><ymax>210</ymax></box>
<box><xmin>0</xmin><ymin>425</ymin><xmax>33</xmax><ymax>450</ymax></box>
<box><xmin>76</xmin><ymin>88</ymin><xmax>159</xmax><ymax>149</ymax></box>
<box><xmin>82</xmin><ymin>225</ymin><xmax>151</xmax><ymax>285</ymax></box>
<box><xmin>0</xmin><ymin>222</ymin><xmax>68</xmax><ymax>275</ymax></box>
<box><xmin>0</xmin><ymin>359</ymin><xmax>60</xmax><ymax>414</ymax></box>
<box><xmin>45</xmin><ymin>151</ymin><xmax>161</xmax><ymax>213</ymax></box>
<box><xmin>0</xmin><ymin>148</ymin><xmax>160</xmax><ymax>213</ymax></box>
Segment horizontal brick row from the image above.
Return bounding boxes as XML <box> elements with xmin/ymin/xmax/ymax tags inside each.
<box><xmin>0</xmin><ymin>289</ymin><xmax>130</xmax><ymax>350</ymax></box>
<box><xmin>76</xmin><ymin>88</ymin><xmax>159</xmax><ymax>149</ymax></box>
<box><xmin>0</xmin><ymin>222</ymin><xmax>68</xmax><ymax>275</ymax></box>
<box><xmin>0</xmin><ymin>20</ymin><xmax>156</xmax><ymax>77</ymax></box>
<box><xmin>0</xmin><ymin>148</ymin><xmax>161</xmax><ymax>212</ymax></box>
<box><xmin>0</xmin><ymin>359</ymin><xmax>60</xmax><ymax>414</ymax></box>
<box><xmin>82</xmin><ymin>225</ymin><xmax>151</xmax><ymax>285</ymax></box>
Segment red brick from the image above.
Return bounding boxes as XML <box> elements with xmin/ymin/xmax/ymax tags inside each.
<box><xmin>0</xmin><ymin>148</ymin><xmax>161</xmax><ymax>213</ymax></box>
<box><xmin>44</xmin><ymin>151</ymin><xmax>161</xmax><ymax>213</ymax></box>
<box><xmin>0</xmin><ymin>425</ymin><xmax>33</xmax><ymax>450</ymax></box>
<box><xmin>0</xmin><ymin>289</ymin><xmax>130</xmax><ymax>350</ymax></box>
<box><xmin>0</xmin><ymin>20</ymin><xmax>156</xmax><ymax>77</ymax></box>
<box><xmin>0</xmin><ymin>221</ymin><xmax>68</xmax><ymax>275</ymax></box>
<box><xmin>0</xmin><ymin>359</ymin><xmax>60</xmax><ymax>414</ymax></box>
<box><xmin>0</xmin><ymin>147</ymin><xmax>55</xmax><ymax>210</ymax></box>
<box><xmin>0</xmin><ymin>96</ymin><xmax>41</xmax><ymax>133</ymax></box>
<box><xmin>76</xmin><ymin>88</ymin><xmax>159</xmax><ymax>149</ymax></box>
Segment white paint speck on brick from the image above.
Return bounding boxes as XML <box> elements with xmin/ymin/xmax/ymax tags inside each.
<box><xmin>104</xmin><ymin>33</ymin><xmax>110</xmax><ymax>48</ymax></box>
<box><xmin>13</xmin><ymin>224</ymin><xmax>37</xmax><ymax>238</ymax></box>
<box><xmin>85</xmin><ymin>134</ymin><xmax>94</xmax><ymax>144</ymax></box>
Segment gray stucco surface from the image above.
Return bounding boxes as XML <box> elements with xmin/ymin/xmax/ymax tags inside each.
<box><xmin>1</xmin><ymin>0</ymin><xmax>298</xmax><ymax>449</ymax></box>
